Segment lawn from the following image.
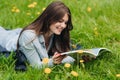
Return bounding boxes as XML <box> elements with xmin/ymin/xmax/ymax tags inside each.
<box><xmin>0</xmin><ymin>0</ymin><xmax>120</xmax><ymax>80</ymax></box>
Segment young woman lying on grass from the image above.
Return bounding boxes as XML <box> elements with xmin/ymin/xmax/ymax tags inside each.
<box><xmin>0</xmin><ymin>1</ymin><xmax>75</xmax><ymax>70</ymax></box>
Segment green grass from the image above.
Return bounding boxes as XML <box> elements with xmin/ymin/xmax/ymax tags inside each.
<box><xmin>0</xmin><ymin>0</ymin><xmax>120</xmax><ymax>80</ymax></box>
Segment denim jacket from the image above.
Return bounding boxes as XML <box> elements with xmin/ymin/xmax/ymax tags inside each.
<box><xmin>19</xmin><ymin>30</ymin><xmax>75</xmax><ymax>68</ymax></box>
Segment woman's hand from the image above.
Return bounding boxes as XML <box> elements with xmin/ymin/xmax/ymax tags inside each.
<box><xmin>52</xmin><ymin>52</ymin><xmax>66</xmax><ymax>64</ymax></box>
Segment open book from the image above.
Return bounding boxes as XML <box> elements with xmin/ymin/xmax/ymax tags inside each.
<box><xmin>61</xmin><ymin>48</ymin><xmax>111</xmax><ymax>58</ymax></box>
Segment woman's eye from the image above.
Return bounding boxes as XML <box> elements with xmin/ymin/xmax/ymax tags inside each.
<box><xmin>58</xmin><ymin>20</ymin><xmax>67</xmax><ymax>25</ymax></box>
<box><xmin>59</xmin><ymin>20</ymin><xmax>63</xmax><ymax>23</ymax></box>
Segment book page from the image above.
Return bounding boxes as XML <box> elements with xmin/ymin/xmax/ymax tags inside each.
<box><xmin>61</xmin><ymin>48</ymin><xmax>111</xmax><ymax>57</ymax></box>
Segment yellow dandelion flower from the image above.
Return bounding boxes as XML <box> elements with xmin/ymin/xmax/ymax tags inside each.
<box><xmin>71</xmin><ymin>71</ymin><xmax>78</xmax><ymax>77</ymax></box>
<box><xmin>15</xmin><ymin>9</ymin><xmax>20</xmax><ymax>13</ymax></box>
<box><xmin>44</xmin><ymin>68</ymin><xmax>51</xmax><ymax>74</ymax></box>
<box><xmin>11</xmin><ymin>8</ymin><xmax>15</xmax><ymax>12</ymax></box>
<box><xmin>42</xmin><ymin>58</ymin><xmax>49</xmax><ymax>64</ymax></box>
<box><xmin>94</xmin><ymin>31</ymin><xmax>99</xmax><ymax>36</ymax></box>
<box><xmin>42</xmin><ymin>7</ymin><xmax>46</xmax><ymax>11</ymax></box>
<box><xmin>26</xmin><ymin>12</ymin><xmax>31</xmax><ymax>16</ymax></box>
<box><xmin>94</xmin><ymin>27</ymin><xmax>99</xmax><ymax>36</ymax></box>
<box><xmin>33</xmin><ymin>2</ymin><xmax>37</xmax><ymax>5</ymax></box>
<box><xmin>80</xmin><ymin>59</ymin><xmax>84</xmax><ymax>63</ymax></box>
<box><xmin>36</xmin><ymin>12</ymin><xmax>40</xmax><ymax>15</ymax></box>
<box><xmin>77</xmin><ymin>50</ymin><xmax>83</xmax><ymax>54</ymax></box>
<box><xmin>64</xmin><ymin>63</ymin><xmax>71</xmax><ymax>68</ymax></box>
<box><xmin>72</xmin><ymin>44</ymin><xmax>76</xmax><ymax>49</ymax></box>
<box><xmin>11</xmin><ymin>6</ymin><xmax>17</xmax><ymax>12</ymax></box>
<box><xmin>116</xmin><ymin>74</ymin><xmax>120</xmax><ymax>77</ymax></box>
<box><xmin>94</xmin><ymin>27</ymin><xmax>97</xmax><ymax>31</ymax></box>
<box><xmin>28</xmin><ymin>4</ymin><xmax>35</xmax><ymax>8</ymax></box>
<box><xmin>87</xmin><ymin>7</ymin><xmax>91</xmax><ymax>12</ymax></box>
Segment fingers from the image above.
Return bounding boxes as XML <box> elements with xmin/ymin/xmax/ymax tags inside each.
<box><xmin>53</xmin><ymin>56</ymin><xmax>64</xmax><ymax>64</ymax></box>
<box><xmin>53</xmin><ymin>59</ymin><xmax>62</xmax><ymax>64</ymax></box>
<box><xmin>53</xmin><ymin>52</ymin><xmax>66</xmax><ymax>64</ymax></box>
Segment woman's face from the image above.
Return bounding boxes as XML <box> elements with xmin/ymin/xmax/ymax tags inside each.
<box><xmin>49</xmin><ymin>14</ymin><xmax>68</xmax><ymax>35</ymax></box>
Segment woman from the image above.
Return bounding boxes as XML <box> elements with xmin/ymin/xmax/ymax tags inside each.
<box><xmin>16</xmin><ymin>1</ymin><xmax>75</xmax><ymax>69</ymax></box>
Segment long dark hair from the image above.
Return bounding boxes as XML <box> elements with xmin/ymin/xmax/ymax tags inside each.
<box><xmin>17</xmin><ymin>1</ymin><xmax>73</xmax><ymax>53</ymax></box>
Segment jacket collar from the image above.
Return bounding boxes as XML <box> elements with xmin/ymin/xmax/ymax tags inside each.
<box><xmin>38</xmin><ymin>35</ymin><xmax>45</xmax><ymax>44</ymax></box>
<box><xmin>38</xmin><ymin>34</ymin><xmax>54</xmax><ymax>51</ymax></box>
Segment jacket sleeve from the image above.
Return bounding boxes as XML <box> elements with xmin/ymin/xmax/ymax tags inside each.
<box><xmin>19</xmin><ymin>30</ymin><xmax>54</xmax><ymax>68</ymax></box>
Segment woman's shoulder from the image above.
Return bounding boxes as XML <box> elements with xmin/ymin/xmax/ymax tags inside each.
<box><xmin>19</xmin><ymin>30</ymin><xmax>36</xmax><ymax>42</ymax></box>
<box><xmin>22</xmin><ymin>30</ymin><xmax>35</xmax><ymax>34</ymax></box>
<box><xmin>22</xmin><ymin>29</ymin><xmax>36</xmax><ymax>36</ymax></box>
